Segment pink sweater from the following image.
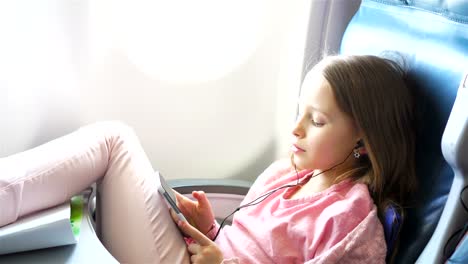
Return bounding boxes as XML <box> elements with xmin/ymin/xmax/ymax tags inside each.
<box><xmin>213</xmin><ymin>160</ymin><xmax>386</xmax><ymax>263</ymax></box>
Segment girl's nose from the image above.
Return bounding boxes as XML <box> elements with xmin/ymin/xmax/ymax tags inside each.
<box><xmin>292</xmin><ymin>120</ymin><xmax>305</xmax><ymax>139</ymax></box>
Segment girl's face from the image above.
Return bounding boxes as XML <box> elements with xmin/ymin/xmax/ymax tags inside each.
<box><xmin>291</xmin><ymin>69</ymin><xmax>361</xmax><ymax>172</ymax></box>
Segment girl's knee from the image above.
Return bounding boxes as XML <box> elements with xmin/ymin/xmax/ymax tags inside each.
<box><xmin>79</xmin><ymin>121</ymin><xmax>140</xmax><ymax>151</ymax></box>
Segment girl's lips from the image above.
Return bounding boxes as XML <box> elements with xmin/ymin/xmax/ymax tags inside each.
<box><xmin>291</xmin><ymin>144</ymin><xmax>306</xmax><ymax>153</ymax></box>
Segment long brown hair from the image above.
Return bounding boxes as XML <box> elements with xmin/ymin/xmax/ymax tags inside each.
<box><xmin>317</xmin><ymin>54</ymin><xmax>417</xmax><ymax>260</ymax></box>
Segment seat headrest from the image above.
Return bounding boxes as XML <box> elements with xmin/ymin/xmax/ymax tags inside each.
<box><xmin>340</xmin><ymin>0</ymin><xmax>468</xmax><ymax>262</ymax></box>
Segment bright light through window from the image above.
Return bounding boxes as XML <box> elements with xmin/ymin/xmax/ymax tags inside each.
<box><xmin>100</xmin><ymin>0</ymin><xmax>270</xmax><ymax>83</ymax></box>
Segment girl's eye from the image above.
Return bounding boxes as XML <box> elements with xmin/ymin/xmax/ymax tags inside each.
<box><xmin>312</xmin><ymin>120</ymin><xmax>325</xmax><ymax>127</ymax></box>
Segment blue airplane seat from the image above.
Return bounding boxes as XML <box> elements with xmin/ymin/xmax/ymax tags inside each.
<box><xmin>340</xmin><ymin>0</ymin><xmax>468</xmax><ymax>263</ymax></box>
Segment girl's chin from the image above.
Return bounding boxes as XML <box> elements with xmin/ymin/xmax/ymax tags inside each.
<box><xmin>290</xmin><ymin>154</ymin><xmax>313</xmax><ymax>171</ymax></box>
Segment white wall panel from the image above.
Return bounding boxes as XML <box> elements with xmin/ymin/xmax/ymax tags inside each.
<box><xmin>0</xmin><ymin>0</ymin><xmax>359</xmax><ymax>182</ymax></box>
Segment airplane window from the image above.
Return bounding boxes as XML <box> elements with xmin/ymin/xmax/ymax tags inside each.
<box><xmin>89</xmin><ymin>0</ymin><xmax>271</xmax><ymax>83</ymax></box>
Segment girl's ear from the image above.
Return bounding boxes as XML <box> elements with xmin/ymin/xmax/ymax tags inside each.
<box><xmin>354</xmin><ymin>133</ymin><xmax>363</xmax><ymax>147</ymax></box>
<box><xmin>356</xmin><ymin>139</ymin><xmax>364</xmax><ymax>148</ymax></box>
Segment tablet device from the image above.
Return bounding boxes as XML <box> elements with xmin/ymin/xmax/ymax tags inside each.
<box><xmin>157</xmin><ymin>171</ymin><xmax>187</xmax><ymax>222</ymax></box>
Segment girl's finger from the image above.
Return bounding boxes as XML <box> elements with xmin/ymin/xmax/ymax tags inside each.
<box><xmin>187</xmin><ymin>242</ymin><xmax>201</xmax><ymax>254</ymax></box>
<box><xmin>174</xmin><ymin>190</ymin><xmax>192</xmax><ymax>206</ymax></box>
<box><xmin>192</xmin><ymin>191</ymin><xmax>210</xmax><ymax>209</ymax></box>
<box><xmin>169</xmin><ymin>208</ymin><xmax>179</xmax><ymax>223</ymax></box>
<box><xmin>177</xmin><ymin>219</ymin><xmax>212</xmax><ymax>246</ymax></box>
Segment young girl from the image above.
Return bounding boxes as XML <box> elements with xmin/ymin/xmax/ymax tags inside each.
<box><xmin>0</xmin><ymin>54</ymin><xmax>416</xmax><ymax>263</ymax></box>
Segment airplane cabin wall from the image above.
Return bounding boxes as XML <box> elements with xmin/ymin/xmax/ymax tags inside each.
<box><xmin>1</xmin><ymin>0</ymin><xmax>359</xmax><ymax>182</ymax></box>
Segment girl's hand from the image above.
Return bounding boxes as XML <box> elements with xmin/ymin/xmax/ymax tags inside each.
<box><xmin>175</xmin><ymin>190</ymin><xmax>215</xmax><ymax>235</ymax></box>
<box><xmin>177</xmin><ymin>218</ymin><xmax>224</xmax><ymax>264</ymax></box>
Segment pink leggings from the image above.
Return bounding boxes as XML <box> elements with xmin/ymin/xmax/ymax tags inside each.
<box><xmin>0</xmin><ymin>122</ymin><xmax>190</xmax><ymax>263</ymax></box>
